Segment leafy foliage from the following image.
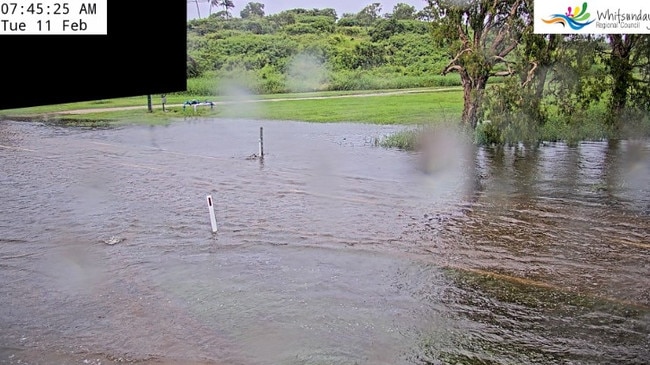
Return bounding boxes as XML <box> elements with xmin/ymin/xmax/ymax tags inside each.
<box><xmin>186</xmin><ymin>8</ymin><xmax>456</xmax><ymax>94</ymax></box>
<box><xmin>186</xmin><ymin>3</ymin><xmax>650</xmax><ymax>143</ymax></box>
<box><xmin>388</xmin><ymin>3</ymin><xmax>417</xmax><ymax>20</ymax></box>
<box><xmin>240</xmin><ymin>2</ymin><xmax>264</xmax><ymax>18</ymax></box>
<box><xmin>356</xmin><ymin>3</ymin><xmax>383</xmax><ymax>26</ymax></box>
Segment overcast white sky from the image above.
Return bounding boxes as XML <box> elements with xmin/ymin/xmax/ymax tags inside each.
<box><xmin>187</xmin><ymin>0</ymin><xmax>428</xmax><ymax>19</ymax></box>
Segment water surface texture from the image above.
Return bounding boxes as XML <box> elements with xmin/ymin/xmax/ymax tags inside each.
<box><xmin>0</xmin><ymin>119</ymin><xmax>648</xmax><ymax>365</ymax></box>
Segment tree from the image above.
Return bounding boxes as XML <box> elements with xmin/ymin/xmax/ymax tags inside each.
<box><xmin>212</xmin><ymin>10</ymin><xmax>230</xmax><ymax>19</ymax></box>
<box><xmin>416</xmin><ymin>4</ymin><xmax>436</xmax><ymax>21</ymax></box>
<box><xmin>389</xmin><ymin>3</ymin><xmax>417</xmax><ymax>20</ymax></box>
<box><xmin>428</xmin><ymin>0</ymin><xmax>532</xmax><ymax>129</ymax></box>
<box><xmin>240</xmin><ymin>2</ymin><xmax>264</xmax><ymax>18</ymax></box>
<box><xmin>530</xmin><ymin>34</ymin><xmax>650</xmax><ymax>139</ymax></box>
<box><xmin>545</xmin><ymin>35</ymin><xmax>605</xmax><ymax>117</ymax></box>
<box><xmin>624</xmin><ymin>36</ymin><xmax>650</xmax><ymax>128</ymax></box>
<box><xmin>604</xmin><ymin>35</ymin><xmax>650</xmax><ymax>134</ymax></box>
<box><xmin>356</xmin><ymin>3</ymin><xmax>382</xmax><ymax>26</ymax></box>
<box><xmin>217</xmin><ymin>0</ymin><xmax>235</xmax><ymax>19</ymax></box>
<box><xmin>337</xmin><ymin>13</ymin><xmax>362</xmax><ymax>27</ymax></box>
<box><xmin>479</xmin><ymin>32</ymin><xmax>563</xmax><ymax>145</ymax></box>
<box><xmin>190</xmin><ymin>0</ymin><xmax>202</xmax><ymax>19</ymax></box>
<box><xmin>369</xmin><ymin>18</ymin><xmax>405</xmax><ymax>42</ymax></box>
<box><xmin>519</xmin><ymin>33</ymin><xmax>559</xmax><ymax>103</ymax></box>
<box><xmin>317</xmin><ymin>8</ymin><xmax>338</xmax><ymax>20</ymax></box>
<box><xmin>268</xmin><ymin>11</ymin><xmax>297</xmax><ymax>27</ymax></box>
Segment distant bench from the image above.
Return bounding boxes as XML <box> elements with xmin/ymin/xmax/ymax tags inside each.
<box><xmin>182</xmin><ymin>100</ymin><xmax>215</xmax><ymax>112</ymax></box>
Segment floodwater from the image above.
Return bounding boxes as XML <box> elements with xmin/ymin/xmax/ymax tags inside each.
<box><xmin>0</xmin><ymin>118</ymin><xmax>648</xmax><ymax>365</ymax></box>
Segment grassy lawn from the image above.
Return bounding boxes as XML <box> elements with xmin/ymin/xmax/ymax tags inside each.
<box><xmin>0</xmin><ymin>96</ymin><xmax>156</xmax><ymax>115</ymax></box>
<box><xmin>0</xmin><ymin>88</ymin><xmax>464</xmax><ymax>126</ymax></box>
<box><xmin>0</xmin><ymin>87</ymin><xmax>461</xmax><ymax>118</ymax></box>
<box><xmin>218</xmin><ymin>89</ymin><xmax>462</xmax><ymax>124</ymax></box>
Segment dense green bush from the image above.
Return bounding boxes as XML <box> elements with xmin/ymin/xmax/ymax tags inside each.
<box><xmin>337</xmin><ymin>16</ymin><xmax>364</xmax><ymax>27</ymax></box>
<box><xmin>369</xmin><ymin>18</ymin><xmax>406</xmax><ymax>42</ymax></box>
<box><xmin>186</xmin><ymin>12</ymin><xmax>454</xmax><ymax>94</ymax></box>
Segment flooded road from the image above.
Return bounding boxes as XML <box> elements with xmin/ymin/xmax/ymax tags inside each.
<box><xmin>0</xmin><ymin>119</ymin><xmax>648</xmax><ymax>364</ymax></box>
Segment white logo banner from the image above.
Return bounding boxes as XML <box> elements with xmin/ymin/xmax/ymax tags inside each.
<box><xmin>534</xmin><ymin>0</ymin><xmax>650</xmax><ymax>34</ymax></box>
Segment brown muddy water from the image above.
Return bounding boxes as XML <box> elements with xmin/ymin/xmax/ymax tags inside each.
<box><xmin>0</xmin><ymin>118</ymin><xmax>648</xmax><ymax>365</ymax></box>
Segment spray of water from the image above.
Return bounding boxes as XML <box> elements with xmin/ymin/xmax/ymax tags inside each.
<box><xmin>215</xmin><ymin>73</ymin><xmax>263</xmax><ymax>119</ymax></box>
<box><xmin>285</xmin><ymin>52</ymin><xmax>330</xmax><ymax>93</ymax></box>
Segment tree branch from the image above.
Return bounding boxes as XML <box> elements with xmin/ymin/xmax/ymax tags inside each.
<box><xmin>443</xmin><ymin>64</ymin><xmax>464</xmax><ymax>75</ymax></box>
<box><xmin>457</xmin><ymin>23</ymin><xmax>469</xmax><ymax>45</ymax></box>
<box><xmin>490</xmin><ymin>0</ymin><xmax>523</xmax><ymax>55</ymax></box>
<box><xmin>521</xmin><ymin>61</ymin><xmax>538</xmax><ymax>87</ymax></box>
<box><xmin>489</xmin><ymin>54</ymin><xmax>515</xmax><ymax>77</ymax></box>
<box><xmin>491</xmin><ymin>70</ymin><xmax>515</xmax><ymax>77</ymax></box>
<box><xmin>492</xmin><ymin>55</ymin><xmax>514</xmax><ymax>64</ymax></box>
<box><xmin>497</xmin><ymin>39</ymin><xmax>519</xmax><ymax>58</ymax></box>
<box><xmin>480</xmin><ymin>0</ymin><xmax>500</xmax><ymax>46</ymax></box>
<box><xmin>444</xmin><ymin>48</ymin><xmax>473</xmax><ymax>72</ymax></box>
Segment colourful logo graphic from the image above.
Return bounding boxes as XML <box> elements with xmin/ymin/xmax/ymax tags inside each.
<box><xmin>542</xmin><ymin>2</ymin><xmax>595</xmax><ymax>30</ymax></box>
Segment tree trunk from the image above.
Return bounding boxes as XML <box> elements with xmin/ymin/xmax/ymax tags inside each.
<box><xmin>529</xmin><ymin>68</ymin><xmax>550</xmax><ymax>126</ymax></box>
<box><xmin>461</xmin><ymin>74</ymin><xmax>489</xmax><ymax>129</ymax></box>
<box><xmin>195</xmin><ymin>0</ymin><xmax>201</xmax><ymax>18</ymax></box>
<box><xmin>530</xmin><ymin>34</ymin><xmax>557</xmax><ymax>126</ymax></box>
<box><xmin>608</xmin><ymin>57</ymin><xmax>631</xmax><ymax>133</ymax></box>
<box><xmin>147</xmin><ymin>94</ymin><xmax>152</xmax><ymax>113</ymax></box>
<box><xmin>607</xmin><ymin>35</ymin><xmax>636</xmax><ymax>135</ymax></box>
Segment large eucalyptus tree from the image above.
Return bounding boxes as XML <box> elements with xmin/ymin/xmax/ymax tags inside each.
<box><xmin>427</xmin><ymin>0</ymin><xmax>533</xmax><ymax>128</ymax></box>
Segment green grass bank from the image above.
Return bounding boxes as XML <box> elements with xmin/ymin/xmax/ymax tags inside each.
<box><xmin>2</xmin><ymin>86</ymin><xmax>647</xmax><ymax>149</ymax></box>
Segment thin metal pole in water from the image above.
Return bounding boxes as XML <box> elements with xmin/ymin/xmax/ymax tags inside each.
<box><xmin>259</xmin><ymin>127</ymin><xmax>264</xmax><ymax>157</ymax></box>
<box><xmin>206</xmin><ymin>195</ymin><xmax>218</xmax><ymax>233</ymax></box>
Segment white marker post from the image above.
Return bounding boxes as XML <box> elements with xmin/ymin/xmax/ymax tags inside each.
<box><xmin>206</xmin><ymin>195</ymin><xmax>218</xmax><ymax>233</ymax></box>
<box><xmin>259</xmin><ymin>127</ymin><xmax>264</xmax><ymax>158</ymax></box>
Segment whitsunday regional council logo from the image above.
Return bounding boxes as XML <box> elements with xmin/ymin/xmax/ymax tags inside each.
<box><xmin>534</xmin><ymin>1</ymin><xmax>650</xmax><ymax>34</ymax></box>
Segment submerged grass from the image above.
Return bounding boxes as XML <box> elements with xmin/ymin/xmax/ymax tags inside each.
<box><xmin>379</xmin><ymin>128</ymin><xmax>421</xmax><ymax>150</ymax></box>
<box><xmin>6</xmin><ymin>109</ymin><xmax>185</xmax><ymax>128</ymax></box>
<box><xmin>443</xmin><ymin>266</ymin><xmax>649</xmax><ymax>314</ymax></box>
<box><xmin>382</xmin><ymin>108</ymin><xmax>650</xmax><ymax>151</ymax></box>
<box><xmin>411</xmin><ymin>266</ymin><xmax>650</xmax><ymax>364</ymax></box>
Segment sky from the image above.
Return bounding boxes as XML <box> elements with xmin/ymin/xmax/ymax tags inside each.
<box><xmin>187</xmin><ymin>0</ymin><xmax>428</xmax><ymax>20</ymax></box>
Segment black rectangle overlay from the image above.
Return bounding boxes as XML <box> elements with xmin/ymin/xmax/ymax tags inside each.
<box><xmin>0</xmin><ymin>1</ymin><xmax>187</xmax><ymax>110</ymax></box>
